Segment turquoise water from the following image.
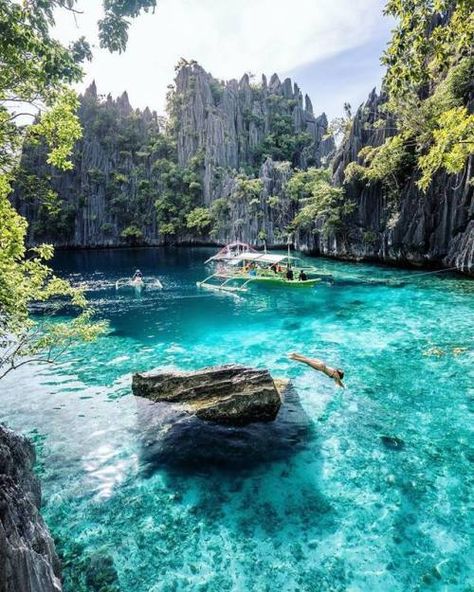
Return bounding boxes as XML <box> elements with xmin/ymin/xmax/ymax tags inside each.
<box><xmin>1</xmin><ymin>248</ymin><xmax>473</xmax><ymax>592</ymax></box>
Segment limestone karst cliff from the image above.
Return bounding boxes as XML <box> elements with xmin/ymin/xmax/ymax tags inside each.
<box><xmin>303</xmin><ymin>89</ymin><xmax>473</xmax><ymax>274</ymax></box>
<box><xmin>12</xmin><ymin>61</ymin><xmax>473</xmax><ymax>274</ymax></box>
<box><xmin>172</xmin><ymin>63</ymin><xmax>334</xmax><ymax>202</ymax></box>
<box><xmin>15</xmin><ymin>82</ymin><xmax>163</xmax><ymax>247</ymax></box>
<box><xmin>0</xmin><ymin>425</ymin><xmax>62</xmax><ymax>592</ymax></box>
<box><xmin>13</xmin><ymin>62</ymin><xmax>334</xmax><ymax>248</ymax></box>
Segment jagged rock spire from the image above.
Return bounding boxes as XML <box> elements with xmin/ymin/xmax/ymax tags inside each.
<box><xmin>84</xmin><ymin>80</ymin><xmax>98</xmax><ymax>98</ymax></box>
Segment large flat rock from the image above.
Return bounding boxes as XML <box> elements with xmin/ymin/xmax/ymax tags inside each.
<box><xmin>132</xmin><ymin>364</ymin><xmax>283</xmax><ymax>425</ymax></box>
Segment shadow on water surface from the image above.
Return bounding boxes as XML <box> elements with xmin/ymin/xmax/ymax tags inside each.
<box><xmin>135</xmin><ymin>385</ymin><xmax>315</xmax><ymax>475</ymax></box>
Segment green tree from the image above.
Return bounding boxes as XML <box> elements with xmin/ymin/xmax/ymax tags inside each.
<box><xmin>348</xmin><ymin>1</ymin><xmax>474</xmax><ymax>192</ymax></box>
<box><xmin>289</xmin><ymin>168</ymin><xmax>354</xmax><ymax>236</ymax></box>
<box><xmin>0</xmin><ymin>0</ymin><xmax>154</xmax><ymax>377</ymax></box>
<box><xmin>233</xmin><ymin>176</ymin><xmax>263</xmax><ymax>204</ymax></box>
<box><xmin>0</xmin><ymin>175</ymin><xmax>107</xmax><ymax>379</ymax></box>
<box><xmin>120</xmin><ymin>224</ymin><xmax>144</xmax><ymax>241</ymax></box>
<box><xmin>186</xmin><ymin>207</ymin><xmax>214</xmax><ymax>235</ymax></box>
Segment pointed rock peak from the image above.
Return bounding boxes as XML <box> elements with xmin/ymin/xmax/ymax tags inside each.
<box><xmin>85</xmin><ymin>80</ymin><xmax>97</xmax><ymax>98</ymax></box>
<box><xmin>269</xmin><ymin>73</ymin><xmax>281</xmax><ymax>90</ymax></box>
<box><xmin>261</xmin><ymin>74</ymin><xmax>267</xmax><ymax>88</ymax></box>
<box><xmin>367</xmin><ymin>87</ymin><xmax>378</xmax><ymax>103</ymax></box>
<box><xmin>239</xmin><ymin>73</ymin><xmax>250</xmax><ymax>88</ymax></box>
<box><xmin>305</xmin><ymin>94</ymin><xmax>313</xmax><ymax>115</ymax></box>
<box><xmin>117</xmin><ymin>91</ymin><xmax>132</xmax><ymax>114</ymax></box>
<box><xmin>293</xmin><ymin>82</ymin><xmax>300</xmax><ymax>95</ymax></box>
<box><xmin>316</xmin><ymin>112</ymin><xmax>328</xmax><ymax>126</ymax></box>
<box><xmin>175</xmin><ymin>59</ymin><xmax>207</xmax><ymax>84</ymax></box>
<box><xmin>282</xmin><ymin>78</ymin><xmax>293</xmax><ymax>98</ymax></box>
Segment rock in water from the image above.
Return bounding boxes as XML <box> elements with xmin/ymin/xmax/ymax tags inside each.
<box><xmin>0</xmin><ymin>424</ymin><xmax>62</xmax><ymax>592</ymax></box>
<box><xmin>132</xmin><ymin>364</ymin><xmax>282</xmax><ymax>425</ymax></box>
<box><xmin>380</xmin><ymin>435</ymin><xmax>405</xmax><ymax>450</ymax></box>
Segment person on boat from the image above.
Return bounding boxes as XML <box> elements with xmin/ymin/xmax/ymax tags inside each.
<box><xmin>299</xmin><ymin>270</ymin><xmax>307</xmax><ymax>281</ymax></box>
<box><xmin>270</xmin><ymin>262</ymin><xmax>278</xmax><ymax>274</ymax></box>
<box><xmin>286</xmin><ymin>267</ymin><xmax>294</xmax><ymax>281</ymax></box>
<box><xmin>289</xmin><ymin>352</ymin><xmax>345</xmax><ymax>388</ymax></box>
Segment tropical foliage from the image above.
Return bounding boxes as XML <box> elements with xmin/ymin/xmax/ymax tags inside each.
<box><xmin>186</xmin><ymin>207</ymin><xmax>214</xmax><ymax>234</ymax></box>
<box><xmin>0</xmin><ymin>0</ymin><xmax>153</xmax><ymax>377</ymax></box>
<box><xmin>346</xmin><ymin>0</ymin><xmax>474</xmax><ymax>192</ymax></box>
<box><xmin>288</xmin><ymin>168</ymin><xmax>354</xmax><ymax>236</ymax></box>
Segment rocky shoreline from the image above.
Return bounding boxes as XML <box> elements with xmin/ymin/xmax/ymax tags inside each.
<box><xmin>0</xmin><ymin>425</ymin><xmax>62</xmax><ymax>592</ymax></box>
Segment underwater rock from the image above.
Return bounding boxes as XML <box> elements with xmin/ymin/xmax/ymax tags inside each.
<box><xmin>380</xmin><ymin>435</ymin><xmax>405</xmax><ymax>450</ymax></box>
<box><xmin>135</xmin><ymin>381</ymin><xmax>312</xmax><ymax>472</ymax></box>
<box><xmin>85</xmin><ymin>553</ymin><xmax>119</xmax><ymax>592</ymax></box>
<box><xmin>132</xmin><ymin>364</ymin><xmax>283</xmax><ymax>425</ymax></box>
<box><xmin>0</xmin><ymin>424</ymin><xmax>62</xmax><ymax>592</ymax></box>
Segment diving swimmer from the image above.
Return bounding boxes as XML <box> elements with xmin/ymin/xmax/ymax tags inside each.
<box><xmin>289</xmin><ymin>352</ymin><xmax>345</xmax><ymax>387</ymax></box>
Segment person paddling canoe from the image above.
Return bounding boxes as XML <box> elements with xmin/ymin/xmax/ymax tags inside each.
<box><xmin>289</xmin><ymin>352</ymin><xmax>345</xmax><ymax>388</ymax></box>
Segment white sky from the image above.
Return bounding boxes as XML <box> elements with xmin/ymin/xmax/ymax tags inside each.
<box><xmin>54</xmin><ymin>0</ymin><xmax>392</xmax><ymax>120</ymax></box>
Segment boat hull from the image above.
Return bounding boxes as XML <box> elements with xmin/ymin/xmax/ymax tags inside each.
<box><xmin>197</xmin><ymin>275</ymin><xmax>320</xmax><ymax>292</ymax></box>
<box><xmin>249</xmin><ymin>277</ymin><xmax>319</xmax><ymax>287</ymax></box>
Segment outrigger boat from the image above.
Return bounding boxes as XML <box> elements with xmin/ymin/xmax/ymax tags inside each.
<box><xmin>197</xmin><ymin>253</ymin><xmax>320</xmax><ymax>293</ymax></box>
<box><xmin>204</xmin><ymin>241</ymin><xmax>256</xmax><ymax>264</ymax></box>
<box><xmin>115</xmin><ymin>277</ymin><xmax>163</xmax><ymax>291</ymax></box>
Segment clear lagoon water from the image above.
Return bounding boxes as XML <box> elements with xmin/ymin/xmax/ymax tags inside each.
<box><xmin>1</xmin><ymin>247</ymin><xmax>473</xmax><ymax>592</ymax></box>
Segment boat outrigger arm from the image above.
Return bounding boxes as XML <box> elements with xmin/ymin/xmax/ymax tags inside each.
<box><xmin>197</xmin><ymin>272</ymin><xmax>258</xmax><ymax>293</ymax></box>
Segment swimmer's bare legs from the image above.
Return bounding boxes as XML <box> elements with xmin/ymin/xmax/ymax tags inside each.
<box><xmin>289</xmin><ymin>352</ymin><xmax>345</xmax><ymax>388</ymax></box>
<box><xmin>289</xmin><ymin>352</ymin><xmax>324</xmax><ymax>370</ymax></box>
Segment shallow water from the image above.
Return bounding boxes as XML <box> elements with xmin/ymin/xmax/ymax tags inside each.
<box><xmin>1</xmin><ymin>248</ymin><xmax>473</xmax><ymax>592</ymax></box>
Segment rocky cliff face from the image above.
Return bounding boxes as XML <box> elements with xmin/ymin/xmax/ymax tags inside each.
<box><xmin>307</xmin><ymin>90</ymin><xmax>473</xmax><ymax>274</ymax></box>
<box><xmin>0</xmin><ymin>425</ymin><xmax>62</xmax><ymax>592</ymax></box>
<box><xmin>173</xmin><ymin>62</ymin><xmax>334</xmax><ymax>203</ymax></box>
<box><xmin>13</xmin><ymin>63</ymin><xmax>472</xmax><ymax>273</ymax></box>
<box><xmin>14</xmin><ymin>64</ymin><xmax>333</xmax><ymax>249</ymax></box>
<box><xmin>15</xmin><ymin>82</ymin><xmax>163</xmax><ymax>247</ymax></box>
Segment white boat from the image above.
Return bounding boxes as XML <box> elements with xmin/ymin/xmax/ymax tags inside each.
<box><xmin>197</xmin><ymin>253</ymin><xmax>321</xmax><ymax>293</ymax></box>
<box><xmin>204</xmin><ymin>241</ymin><xmax>257</xmax><ymax>264</ymax></box>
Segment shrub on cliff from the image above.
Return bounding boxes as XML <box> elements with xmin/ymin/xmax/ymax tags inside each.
<box><xmin>289</xmin><ymin>168</ymin><xmax>354</xmax><ymax>236</ymax></box>
<box><xmin>345</xmin><ymin>1</ymin><xmax>474</xmax><ymax>192</ymax></box>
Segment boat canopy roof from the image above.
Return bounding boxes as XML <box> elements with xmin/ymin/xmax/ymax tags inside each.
<box><xmin>230</xmin><ymin>253</ymin><xmax>291</xmax><ymax>265</ymax></box>
<box><xmin>205</xmin><ymin>241</ymin><xmax>256</xmax><ymax>263</ymax></box>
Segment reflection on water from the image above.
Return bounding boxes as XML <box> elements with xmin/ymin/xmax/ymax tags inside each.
<box><xmin>1</xmin><ymin>247</ymin><xmax>473</xmax><ymax>592</ymax></box>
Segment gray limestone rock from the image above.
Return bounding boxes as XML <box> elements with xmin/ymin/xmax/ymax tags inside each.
<box><xmin>132</xmin><ymin>364</ymin><xmax>283</xmax><ymax>425</ymax></box>
<box><xmin>298</xmin><ymin>89</ymin><xmax>473</xmax><ymax>275</ymax></box>
<box><xmin>0</xmin><ymin>425</ymin><xmax>62</xmax><ymax>592</ymax></box>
